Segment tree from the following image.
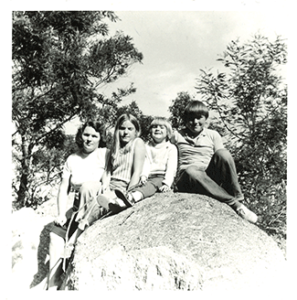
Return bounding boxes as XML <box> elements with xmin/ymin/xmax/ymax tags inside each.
<box><xmin>168</xmin><ymin>92</ymin><xmax>192</xmax><ymax>129</ymax></box>
<box><xmin>12</xmin><ymin>11</ymin><xmax>143</xmax><ymax>209</ymax></box>
<box><xmin>194</xmin><ymin>34</ymin><xmax>287</xmax><ymax>239</ymax></box>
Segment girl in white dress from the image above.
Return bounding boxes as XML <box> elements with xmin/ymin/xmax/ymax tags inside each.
<box><xmin>37</xmin><ymin>121</ymin><xmax>108</xmax><ymax>290</ymax></box>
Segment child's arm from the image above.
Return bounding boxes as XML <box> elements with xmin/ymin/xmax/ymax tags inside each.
<box><xmin>140</xmin><ymin>156</ymin><xmax>150</xmax><ymax>185</ymax></box>
<box><xmin>55</xmin><ymin>157</ymin><xmax>72</xmax><ymax>225</ymax></box>
<box><xmin>161</xmin><ymin>144</ymin><xmax>178</xmax><ymax>192</ymax></box>
<box><xmin>101</xmin><ymin>148</ymin><xmax>111</xmax><ymax>192</ymax></box>
<box><xmin>101</xmin><ymin>170</ymin><xmax>111</xmax><ymax>193</ymax></box>
<box><xmin>140</xmin><ymin>144</ymin><xmax>150</xmax><ymax>183</ymax></box>
<box><xmin>139</xmin><ymin>145</ymin><xmax>151</xmax><ymax>185</ymax></box>
<box><xmin>128</xmin><ymin>138</ymin><xmax>146</xmax><ymax>191</ymax></box>
<box><xmin>55</xmin><ymin>176</ymin><xmax>70</xmax><ymax>226</ymax></box>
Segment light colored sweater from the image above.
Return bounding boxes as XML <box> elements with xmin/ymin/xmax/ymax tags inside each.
<box><xmin>142</xmin><ymin>140</ymin><xmax>178</xmax><ymax>187</ymax></box>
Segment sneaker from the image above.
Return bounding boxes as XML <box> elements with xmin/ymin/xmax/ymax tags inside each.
<box><xmin>114</xmin><ymin>189</ymin><xmax>135</xmax><ymax>207</ymax></box>
<box><xmin>114</xmin><ymin>197</ymin><xmax>127</xmax><ymax>208</ymax></box>
<box><xmin>97</xmin><ymin>194</ymin><xmax>125</xmax><ymax>213</ymax></box>
<box><xmin>236</xmin><ymin>204</ymin><xmax>258</xmax><ymax>224</ymax></box>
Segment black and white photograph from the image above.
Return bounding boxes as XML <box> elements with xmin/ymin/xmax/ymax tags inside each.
<box><xmin>8</xmin><ymin>0</ymin><xmax>294</xmax><ymax>297</ymax></box>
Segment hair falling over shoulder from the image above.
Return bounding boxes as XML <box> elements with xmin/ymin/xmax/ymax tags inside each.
<box><xmin>106</xmin><ymin>113</ymin><xmax>141</xmax><ymax>173</ymax></box>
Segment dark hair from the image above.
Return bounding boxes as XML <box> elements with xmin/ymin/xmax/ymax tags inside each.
<box><xmin>183</xmin><ymin>100</ymin><xmax>209</xmax><ymax>122</ymax></box>
<box><xmin>75</xmin><ymin>121</ymin><xmax>105</xmax><ymax>149</ymax></box>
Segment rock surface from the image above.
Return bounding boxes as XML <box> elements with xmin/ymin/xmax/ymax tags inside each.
<box><xmin>11</xmin><ymin>192</ymin><xmax>74</xmax><ymax>289</ymax></box>
<box><xmin>65</xmin><ymin>192</ymin><xmax>286</xmax><ymax>292</ymax></box>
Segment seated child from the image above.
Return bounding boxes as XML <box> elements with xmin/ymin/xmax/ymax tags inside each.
<box><xmin>171</xmin><ymin>100</ymin><xmax>258</xmax><ymax>224</ymax></box>
<box><xmin>33</xmin><ymin>121</ymin><xmax>108</xmax><ymax>290</ymax></box>
<box><xmin>96</xmin><ymin>113</ymin><xmax>146</xmax><ymax>210</ymax></box>
<box><xmin>115</xmin><ymin>117</ymin><xmax>178</xmax><ymax>205</ymax></box>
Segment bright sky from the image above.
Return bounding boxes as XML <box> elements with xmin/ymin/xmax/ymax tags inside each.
<box><xmin>60</xmin><ymin>8</ymin><xmax>289</xmax><ymax>133</ymax></box>
<box><xmin>100</xmin><ymin>10</ymin><xmax>288</xmax><ymax>119</ymax></box>
<box><xmin>8</xmin><ymin>8</ymin><xmax>289</xmax><ymax>135</ymax></box>
<box><xmin>7</xmin><ymin>1</ymin><xmax>291</xmax><ymax>132</ymax></box>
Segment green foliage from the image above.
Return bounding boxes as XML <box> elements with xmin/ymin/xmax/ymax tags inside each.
<box><xmin>194</xmin><ymin>34</ymin><xmax>287</xmax><ymax>241</ymax></box>
<box><xmin>12</xmin><ymin>11</ymin><xmax>143</xmax><ymax>209</ymax></box>
<box><xmin>99</xmin><ymin>100</ymin><xmax>154</xmax><ymax>141</ymax></box>
<box><xmin>168</xmin><ymin>92</ymin><xmax>192</xmax><ymax>129</ymax></box>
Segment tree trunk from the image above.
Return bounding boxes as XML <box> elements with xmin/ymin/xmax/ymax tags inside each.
<box><xmin>17</xmin><ymin>135</ymin><xmax>33</xmax><ymax>208</ymax></box>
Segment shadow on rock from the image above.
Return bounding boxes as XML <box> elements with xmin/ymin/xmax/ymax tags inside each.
<box><xmin>30</xmin><ymin>222</ymin><xmax>54</xmax><ymax>288</ymax></box>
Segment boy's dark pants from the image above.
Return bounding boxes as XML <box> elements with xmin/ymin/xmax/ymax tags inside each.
<box><xmin>175</xmin><ymin>148</ymin><xmax>243</xmax><ymax>208</ymax></box>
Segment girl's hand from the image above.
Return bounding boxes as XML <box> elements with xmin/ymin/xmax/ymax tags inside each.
<box><xmin>54</xmin><ymin>214</ymin><xmax>67</xmax><ymax>227</ymax></box>
<box><xmin>159</xmin><ymin>184</ymin><xmax>171</xmax><ymax>193</ymax></box>
<box><xmin>140</xmin><ymin>175</ymin><xmax>147</xmax><ymax>186</ymax></box>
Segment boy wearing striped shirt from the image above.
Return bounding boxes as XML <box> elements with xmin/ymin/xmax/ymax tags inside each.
<box><xmin>171</xmin><ymin>100</ymin><xmax>258</xmax><ymax>224</ymax></box>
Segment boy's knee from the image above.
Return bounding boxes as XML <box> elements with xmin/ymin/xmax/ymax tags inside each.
<box><xmin>214</xmin><ymin>148</ymin><xmax>232</xmax><ymax>162</ymax></box>
<box><xmin>186</xmin><ymin>166</ymin><xmax>205</xmax><ymax>180</ymax></box>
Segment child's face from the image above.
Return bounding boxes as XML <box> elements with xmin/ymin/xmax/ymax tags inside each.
<box><xmin>81</xmin><ymin>126</ymin><xmax>100</xmax><ymax>153</ymax></box>
<box><xmin>186</xmin><ymin>114</ymin><xmax>207</xmax><ymax>135</ymax></box>
<box><xmin>119</xmin><ymin>120</ymin><xmax>137</xmax><ymax>145</ymax></box>
<box><xmin>151</xmin><ymin>124</ymin><xmax>167</xmax><ymax>143</ymax></box>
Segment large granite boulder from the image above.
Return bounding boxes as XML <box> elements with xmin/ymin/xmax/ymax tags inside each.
<box><xmin>65</xmin><ymin>192</ymin><xmax>286</xmax><ymax>292</ymax></box>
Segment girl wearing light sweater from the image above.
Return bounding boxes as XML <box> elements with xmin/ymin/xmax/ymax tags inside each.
<box><xmin>115</xmin><ymin>117</ymin><xmax>178</xmax><ymax>206</ymax></box>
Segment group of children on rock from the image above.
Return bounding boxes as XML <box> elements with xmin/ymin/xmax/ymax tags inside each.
<box><xmin>39</xmin><ymin>100</ymin><xmax>258</xmax><ymax>290</ymax></box>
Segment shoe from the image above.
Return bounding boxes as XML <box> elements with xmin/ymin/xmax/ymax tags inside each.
<box><xmin>236</xmin><ymin>204</ymin><xmax>258</xmax><ymax>224</ymax></box>
<box><xmin>108</xmin><ymin>203</ymin><xmax>125</xmax><ymax>213</ymax></box>
<box><xmin>114</xmin><ymin>189</ymin><xmax>135</xmax><ymax>207</ymax></box>
<box><xmin>78</xmin><ymin>219</ymin><xmax>89</xmax><ymax>230</ymax></box>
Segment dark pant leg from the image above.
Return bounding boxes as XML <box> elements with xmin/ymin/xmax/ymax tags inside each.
<box><xmin>176</xmin><ymin>166</ymin><xmax>236</xmax><ymax>206</ymax></box>
<box><xmin>175</xmin><ymin>169</ymin><xmax>204</xmax><ymax>194</ymax></box>
<box><xmin>206</xmin><ymin>148</ymin><xmax>243</xmax><ymax>200</ymax></box>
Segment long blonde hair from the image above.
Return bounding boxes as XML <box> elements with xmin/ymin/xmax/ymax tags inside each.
<box><xmin>106</xmin><ymin>113</ymin><xmax>141</xmax><ymax>172</ymax></box>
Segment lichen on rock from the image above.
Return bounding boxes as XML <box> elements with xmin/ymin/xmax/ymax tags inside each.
<box><xmin>64</xmin><ymin>192</ymin><xmax>286</xmax><ymax>291</ymax></box>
